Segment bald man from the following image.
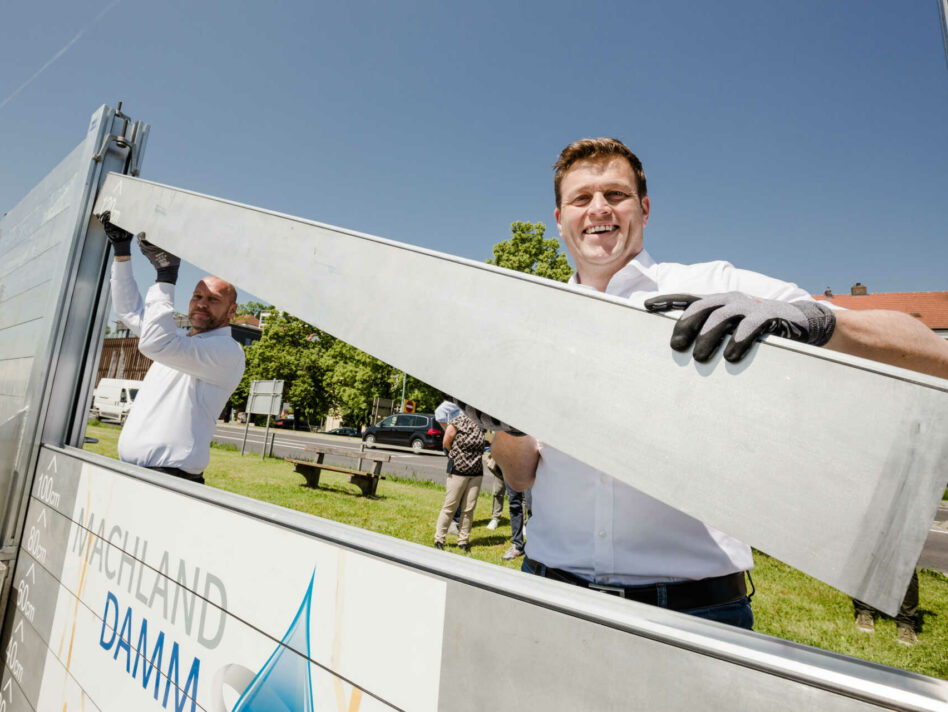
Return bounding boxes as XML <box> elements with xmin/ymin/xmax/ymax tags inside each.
<box><xmin>101</xmin><ymin>214</ymin><xmax>245</xmax><ymax>483</ymax></box>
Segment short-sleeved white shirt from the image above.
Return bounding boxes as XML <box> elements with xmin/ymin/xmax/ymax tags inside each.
<box><xmin>526</xmin><ymin>250</ymin><xmax>819</xmax><ymax>585</ymax></box>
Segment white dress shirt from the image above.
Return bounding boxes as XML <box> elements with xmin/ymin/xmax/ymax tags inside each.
<box><xmin>112</xmin><ymin>261</ymin><xmax>245</xmax><ymax>474</ymax></box>
<box><xmin>527</xmin><ymin>250</ymin><xmax>822</xmax><ymax>585</ymax></box>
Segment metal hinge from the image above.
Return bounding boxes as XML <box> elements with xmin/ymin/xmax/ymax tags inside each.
<box><xmin>92</xmin><ymin>101</ymin><xmax>147</xmax><ymax>176</ymax></box>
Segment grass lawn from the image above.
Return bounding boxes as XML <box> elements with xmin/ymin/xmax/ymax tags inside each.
<box><xmin>84</xmin><ymin>423</ymin><xmax>948</xmax><ymax>679</ymax></box>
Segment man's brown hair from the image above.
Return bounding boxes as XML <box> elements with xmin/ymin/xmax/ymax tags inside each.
<box><xmin>553</xmin><ymin>138</ymin><xmax>647</xmax><ymax>207</ymax></box>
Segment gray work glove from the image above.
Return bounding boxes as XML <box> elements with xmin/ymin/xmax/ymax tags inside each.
<box><xmin>644</xmin><ymin>292</ymin><xmax>836</xmax><ymax>363</ymax></box>
<box><xmin>137</xmin><ymin>234</ymin><xmax>181</xmax><ymax>285</ymax></box>
<box><xmin>97</xmin><ymin>211</ymin><xmax>133</xmax><ymax>257</ymax></box>
<box><xmin>446</xmin><ymin>397</ymin><xmax>526</xmax><ymax>436</ymax></box>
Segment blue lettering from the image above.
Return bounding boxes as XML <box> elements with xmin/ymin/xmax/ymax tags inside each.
<box><xmin>178</xmin><ymin>657</ymin><xmax>200</xmax><ymax>712</ymax></box>
<box><xmin>98</xmin><ymin>591</ymin><xmax>200</xmax><ymax>709</ymax></box>
<box><xmin>163</xmin><ymin>642</ymin><xmax>200</xmax><ymax>712</ymax></box>
<box><xmin>114</xmin><ymin>606</ymin><xmax>133</xmax><ymax>672</ymax></box>
<box><xmin>135</xmin><ymin>622</ymin><xmax>165</xmax><ymax>700</ymax></box>
<box><xmin>99</xmin><ymin>591</ymin><xmax>118</xmax><ymax>650</ymax></box>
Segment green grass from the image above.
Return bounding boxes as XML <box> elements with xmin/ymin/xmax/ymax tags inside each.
<box><xmin>752</xmin><ymin>553</ymin><xmax>948</xmax><ymax>679</ymax></box>
<box><xmin>84</xmin><ymin>423</ymin><xmax>948</xmax><ymax>678</ymax></box>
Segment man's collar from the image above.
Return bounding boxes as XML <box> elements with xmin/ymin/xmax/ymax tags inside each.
<box><xmin>568</xmin><ymin>250</ymin><xmax>658</xmax><ymax>295</ymax></box>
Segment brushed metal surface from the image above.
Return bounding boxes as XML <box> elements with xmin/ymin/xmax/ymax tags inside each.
<box><xmin>0</xmin><ymin>106</ymin><xmax>113</xmax><ymax>551</ymax></box>
<box><xmin>93</xmin><ymin>173</ymin><xmax>948</xmax><ymax>616</ymax></box>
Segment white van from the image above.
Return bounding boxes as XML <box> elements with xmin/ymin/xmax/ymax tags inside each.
<box><xmin>91</xmin><ymin>378</ymin><xmax>144</xmax><ymax>424</ymax></box>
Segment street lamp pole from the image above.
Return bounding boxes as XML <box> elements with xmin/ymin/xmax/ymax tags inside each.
<box><xmin>399</xmin><ymin>371</ymin><xmax>407</xmax><ymax>412</ymax></box>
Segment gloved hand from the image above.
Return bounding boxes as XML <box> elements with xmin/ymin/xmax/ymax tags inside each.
<box><xmin>446</xmin><ymin>397</ymin><xmax>525</xmax><ymax>436</ymax></box>
<box><xmin>137</xmin><ymin>234</ymin><xmax>181</xmax><ymax>285</ymax></box>
<box><xmin>644</xmin><ymin>292</ymin><xmax>836</xmax><ymax>363</ymax></box>
<box><xmin>97</xmin><ymin>211</ymin><xmax>133</xmax><ymax>257</ymax></box>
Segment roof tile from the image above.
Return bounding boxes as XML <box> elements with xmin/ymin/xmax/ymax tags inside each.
<box><xmin>814</xmin><ymin>291</ymin><xmax>948</xmax><ymax>330</ymax></box>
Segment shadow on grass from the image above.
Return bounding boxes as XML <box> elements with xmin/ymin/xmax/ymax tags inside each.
<box><xmin>295</xmin><ymin>482</ymin><xmax>386</xmax><ymax>500</ymax></box>
<box><xmin>919</xmin><ymin>608</ymin><xmax>938</xmax><ymax>634</ymax></box>
<box><xmin>469</xmin><ymin>534</ymin><xmax>509</xmax><ymax>547</ymax></box>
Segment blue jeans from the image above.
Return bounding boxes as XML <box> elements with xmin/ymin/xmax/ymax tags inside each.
<box><xmin>506</xmin><ymin>484</ymin><xmax>532</xmax><ymax>551</ymax></box>
<box><xmin>681</xmin><ymin>597</ymin><xmax>754</xmax><ymax>629</ymax></box>
<box><xmin>521</xmin><ymin>558</ymin><xmax>754</xmax><ymax>630</ymax></box>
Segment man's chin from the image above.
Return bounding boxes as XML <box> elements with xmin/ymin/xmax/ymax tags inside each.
<box><xmin>189</xmin><ymin>316</ymin><xmax>212</xmax><ymax>331</ymax></box>
<box><xmin>579</xmin><ymin>241</ymin><xmax>640</xmax><ymax>265</ymax></box>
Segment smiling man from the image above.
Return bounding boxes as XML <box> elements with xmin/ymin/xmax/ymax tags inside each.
<box><xmin>486</xmin><ymin>137</ymin><xmax>948</xmax><ymax>629</ymax></box>
<box><xmin>100</xmin><ymin>213</ymin><xmax>245</xmax><ymax>484</ymax></box>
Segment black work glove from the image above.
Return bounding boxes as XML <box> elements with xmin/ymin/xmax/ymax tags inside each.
<box><xmin>446</xmin><ymin>397</ymin><xmax>526</xmax><ymax>436</ymax></box>
<box><xmin>644</xmin><ymin>292</ymin><xmax>837</xmax><ymax>363</ymax></box>
<box><xmin>137</xmin><ymin>234</ymin><xmax>181</xmax><ymax>285</ymax></box>
<box><xmin>97</xmin><ymin>211</ymin><xmax>133</xmax><ymax>257</ymax></box>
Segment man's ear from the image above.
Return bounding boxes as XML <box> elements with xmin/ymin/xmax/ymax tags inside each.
<box><xmin>227</xmin><ymin>302</ymin><xmax>238</xmax><ymax>322</ymax></box>
<box><xmin>641</xmin><ymin>196</ymin><xmax>650</xmax><ymax>226</ymax></box>
<box><xmin>554</xmin><ymin>207</ymin><xmax>562</xmax><ymax>235</ymax></box>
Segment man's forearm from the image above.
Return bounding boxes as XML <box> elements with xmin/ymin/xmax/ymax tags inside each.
<box><xmin>110</xmin><ymin>257</ymin><xmax>144</xmax><ymax>336</ymax></box>
<box><xmin>825</xmin><ymin>309</ymin><xmax>948</xmax><ymax>379</ymax></box>
<box><xmin>492</xmin><ymin>432</ymin><xmax>539</xmax><ymax>492</ymax></box>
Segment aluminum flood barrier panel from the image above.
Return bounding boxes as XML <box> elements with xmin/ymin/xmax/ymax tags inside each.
<box><xmin>1</xmin><ymin>445</ymin><xmax>945</xmax><ymax>712</ymax></box>
<box><xmin>94</xmin><ymin>173</ymin><xmax>948</xmax><ymax>616</ymax></box>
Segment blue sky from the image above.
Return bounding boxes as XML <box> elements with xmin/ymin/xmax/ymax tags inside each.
<box><xmin>2</xmin><ymin>0</ymin><xmax>946</xmax><ymax>315</ymax></box>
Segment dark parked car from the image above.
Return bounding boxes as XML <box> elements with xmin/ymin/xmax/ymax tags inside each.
<box><xmin>272</xmin><ymin>417</ymin><xmax>310</xmax><ymax>431</ymax></box>
<box><xmin>325</xmin><ymin>427</ymin><xmax>359</xmax><ymax>437</ymax></box>
<box><xmin>362</xmin><ymin>413</ymin><xmax>444</xmax><ymax>453</ymax></box>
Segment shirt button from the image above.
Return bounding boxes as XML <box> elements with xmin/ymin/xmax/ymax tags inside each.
<box><xmin>598</xmin><ymin>530</ymin><xmax>606</xmax><ymax>538</ymax></box>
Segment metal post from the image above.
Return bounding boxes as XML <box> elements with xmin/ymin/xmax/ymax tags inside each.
<box><xmin>240</xmin><ymin>383</ymin><xmax>253</xmax><ymax>456</ymax></box>
<box><xmin>240</xmin><ymin>414</ymin><xmax>252</xmax><ymax>456</ymax></box>
<box><xmin>261</xmin><ymin>392</ymin><xmax>276</xmax><ymax>460</ymax></box>
<box><xmin>940</xmin><ymin>0</ymin><xmax>948</xmax><ymax>74</ymax></box>
<box><xmin>399</xmin><ymin>371</ymin><xmax>407</xmax><ymax>412</ymax></box>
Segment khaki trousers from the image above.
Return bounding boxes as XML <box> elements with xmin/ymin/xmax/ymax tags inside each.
<box><xmin>435</xmin><ymin>474</ymin><xmax>483</xmax><ymax>546</ymax></box>
<box><xmin>491</xmin><ymin>475</ymin><xmax>506</xmax><ymax>520</ymax></box>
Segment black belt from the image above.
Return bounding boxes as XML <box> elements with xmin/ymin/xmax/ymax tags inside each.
<box><xmin>147</xmin><ymin>466</ymin><xmax>205</xmax><ymax>484</ymax></box>
<box><xmin>525</xmin><ymin>557</ymin><xmax>747</xmax><ymax>611</ymax></box>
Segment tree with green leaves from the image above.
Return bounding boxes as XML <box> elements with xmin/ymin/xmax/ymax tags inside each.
<box><xmin>487</xmin><ymin>221</ymin><xmax>572</xmax><ymax>282</ymax></box>
<box><xmin>231</xmin><ymin>311</ymin><xmax>330</xmax><ymax>423</ymax></box>
<box><xmin>319</xmin><ymin>339</ymin><xmax>394</xmax><ymax>425</ymax></box>
<box><xmin>235</xmin><ymin>301</ymin><xmax>274</xmax><ymax>318</ymax></box>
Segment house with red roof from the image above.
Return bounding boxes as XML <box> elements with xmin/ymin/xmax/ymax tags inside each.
<box><xmin>814</xmin><ymin>283</ymin><xmax>948</xmax><ymax>340</ymax></box>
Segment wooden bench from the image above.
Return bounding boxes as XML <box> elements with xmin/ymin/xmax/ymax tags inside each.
<box><xmin>285</xmin><ymin>444</ymin><xmax>391</xmax><ymax>496</ymax></box>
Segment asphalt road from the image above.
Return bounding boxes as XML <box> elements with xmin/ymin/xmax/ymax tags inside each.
<box><xmin>213</xmin><ymin>424</ymin><xmax>948</xmax><ymax>574</ymax></box>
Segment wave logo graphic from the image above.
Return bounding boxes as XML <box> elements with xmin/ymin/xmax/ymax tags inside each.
<box><xmin>231</xmin><ymin>573</ymin><xmax>315</xmax><ymax>712</ymax></box>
